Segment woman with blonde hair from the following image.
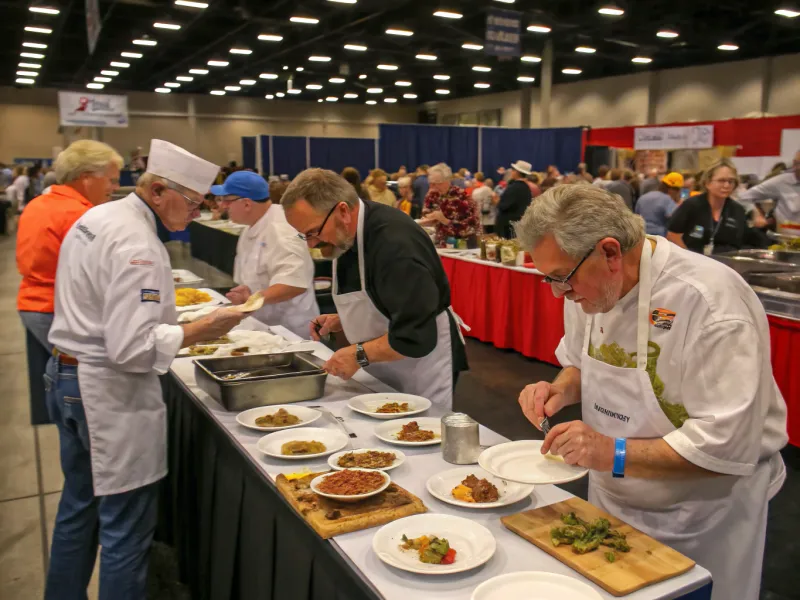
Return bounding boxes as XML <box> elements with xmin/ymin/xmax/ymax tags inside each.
<box><xmin>366</xmin><ymin>168</ymin><xmax>396</xmax><ymax>207</ymax></box>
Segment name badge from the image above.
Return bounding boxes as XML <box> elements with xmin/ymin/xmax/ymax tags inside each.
<box><xmin>689</xmin><ymin>225</ymin><xmax>705</xmax><ymax>239</ymax></box>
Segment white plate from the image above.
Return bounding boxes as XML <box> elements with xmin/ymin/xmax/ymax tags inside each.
<box><xmin>175</xmin><ymin>287</ymin><xmax>228</xmax><ymax>312</ymax></box>
<box><xmin>348</xmin><ymin>393</ymin><xmax>432</xmax><ymax>420</ymax></box>
<box><xmin>471</xmin><ymin>571</ymin><xmax>603</xmax><ymax>600</ymax></box>
<box><xmin>327</xmin><ymin>448</ymin><xmax>406</xmax><ymax>472</ymax></box>
<box><xmin>256</xmin><ymin>427</ymin><xmax>348</xmax><ymax>460</ymax></box>
<box><xmin>236</xmin><ymin>405</ymin><xmax>322</xmax><ymax>432</ymax></box>
<box><xmin>172</xmin><ymin>269</ymin><xmax>203</xmax><ymax>285</ymax></box>
<box><xmin>310</xmin><ymin>468</ymin><xmax>391</xmax><ymax>503</ymax></box>
<box><xmin>425</xmin><ymin>466</ymin><xmax>534</xmax><ymax>509</ymax></box>
<box><xmin>372</xmin><ymin>513</ymin><xmax>495</xmax><ymax>575</ymax></box>
<box><xmin>374</xmin><ymin>417</ymin><xmax>441</xmax><ymax>446</ymax></box>
<box><xmin>478</xmin><ymin>440</ymin><xmax>588</xmax><ymax>485</ymax></box>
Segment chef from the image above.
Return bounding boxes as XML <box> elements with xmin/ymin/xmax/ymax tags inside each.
<box><xmin>281</xmin><ymin>168</ymin><xmax>468</xmax><ymax>408</ymax></box>
<box><xmin>45</xmin><ymin>140</ymin><xmax>245</xmax><ymax>599</ymax></box>
<box><xmin>738</xmin><ymin>150</ymin><xmax>800</xmax><ymax>229</ymax></box>
<box><xmin>514</xmin><ymin>184</ymin><xmax>787</xmax><ymax>600</ymax></box>
<box><xmin>211</xmin><ymin>170</ymin><xmax>319</xmax><ymax>337</ymax></box>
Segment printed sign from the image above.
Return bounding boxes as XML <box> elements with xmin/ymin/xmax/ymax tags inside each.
<box><xmin>58</xmin><ymin>91</ymin><xmax>129</xmax><ymax>128</ymax></box>
<box><xmin>485</xmin><ymin>8</ymin><xmax>522</xmax><ymax>57</ymax></box>
<box><xmin>634</xmin><ymin>125</ymin><xmax>714</xmax><ymax>150</ymax></box>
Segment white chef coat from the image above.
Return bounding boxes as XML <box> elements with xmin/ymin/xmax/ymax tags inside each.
<box><xmin>49</xmin><ymin>192</ymin><xmax>183</xmax><ymax>496</ymax></box>
<box><xmin>738</xmin><ymin>171</ymin><xmax>800</xmax><ymax>226</ymax></box>
<box><xmin>232</xmin><ymin>204</ymin><xmax>319</xmax><ymax>338</ymax></box>
<box><xmin>555</xmin><ymin>236</ymin><xmax>787</xmax><ymax>599</ymax></box>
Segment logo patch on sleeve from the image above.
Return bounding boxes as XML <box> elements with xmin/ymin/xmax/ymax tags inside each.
<box><xmin>650</xmin><ymin>308</ymin><xmax>676</xmax><ymax>330</ymax></box>
<box><xmin>141</xmin><ymin>289</ymin><xmax>161</xmax><ymax>303</ymax></box>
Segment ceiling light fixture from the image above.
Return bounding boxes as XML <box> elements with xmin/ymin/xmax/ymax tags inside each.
<box><xmin>395</xmin><ymin>80</ymin><xmax>412</xmax><ymax>86</ymax></box>
<box><xmin>416</xmin><ymin>53</ymin><xmax>437</xmax><ymax>60</ymax></box>
<box><xmin>94</xmin><ymin>76</ymin><xmax>111</xmax><ymax>82</ymax></box>
<box><xmin>403</xmin><ymin>93</ymin><xmax>418</xmax><ymax>99</ymax></box>
<box><xmin>176</xmin><ymin>75</ymin><xmax>193</xmax><ymax>81</ymax></box>
<box><xmin>164</xmin><ymin>82</ymin><xmax>180</xmax><ymax>88</ymax></box>
<box><xmin>290</xmin><ymin>16</ymin><xmax>319</xmax><ymax>24</ymax></box>
<box><xmin>87</xmin><ymin>83</ymin><xmax>104</xmax><ymax>89</ymax></box>
<box><xmin>366</xmin><ymin>100</ymin><xmax>377</xmax><ymax>105</ymax></box>
<box><xmin>326</xmin><ymin>96</ymin><xmax>339</xmax><ymax>101</ymax></box>
<box><xmin>328</xmin><ymin>0</ymin><xmax>357</xmax><ymax>3</ymax></box>
<box><xmin>632</xmin><ymin>56</ymin><xmax>652</xmax><ymax>64</ymax></box>
<box><xmin>287</xmin><ymin>89</ymin><xmax>301</xmax><ymax>94</ymax></box>
<box><xmin>575</xmin><ymin>46</ymin><xmax>596</xmax><ymax>53</ymax></box>
<box><xmin>344</xmin><ymin>44</ymin><xmax>367</xmax><ymax>51</ymax></box>
<box><xmin>17</xmin><ymin>71</ymin><xmax>39</xmax><ymax>77</ymax></box>
<box><xmin>21</xmin><ymin>52</ymin><xmax>45</xmax><ymax>58</ymax></box>
<box><xmin>344</xmin><ymin>93</ymin><xmax>358</xmax><ymax>98</ymax></box>
<box><xmin>210</xmin><ymin>90</ymin><xmax>226</xmax><ymax>95</ymax></box>
<box><xmin>598</xmin><ymin>6</ymin><xmax>625</xmax><ymax>15</ymax></box>
<box><xmin>384</xmin><ymin>97</ymin><xmax>398</xmax><ymax>103</ymax></box>
<box><xmin>462</xmin><ymin>43</ymin><xmax>483</xmax><ymax>50</ymax></box>
<box><xmin>23</xmin><ymin>42</ymin><xmax>47</xmax><ymax>48</ymax></box>
<box><xmin>19</xmin><ymin>63</ymin><xmax>42</xmax><ymax>69</ymax></box>
<box><xmin>329</xmin><ymin>77</ymin><xmax>345</xmax><ymax>83</ymax></box>
<box><xmin>562</xmin><ymin>68</ymin><xmax>582</xmax><ymax>74</ymax></box>
<box><xmin>29</xmin><ymin>6</ymin><xmax>60</xmax><ymax>15</ymax></box>
<box><xmin>24</xmin><ymin>26</ymin><xmax>52</xmax><ymax>34</ymax></box>
<box><xmin>208</xmin><ymin>60</ymin><xmax>229</xmax><ymax>66</ymax></box>
<box><xmin>377</xmin><ymin>64</ymin><xmax>398</xmax><ymax>70</ymax></box>
<box><xmin>306</xmin><ymin>84</ymin><xmax>323</xmax><ymax>90</ymax></box>
<box><xmin>259</xmin><ymin>34</ymin><xmax>283</xmax><ymax>42</ymax></box>
<box><xmin>154</xmin><ymin>22</ymin><xmax>181</xmax><ymax>30</ymax></box>
<box><xmin>265</xmin><ymin>94</ymin><xmax>274</xmax><ymax>99</ymax></box>
<box><xmin>472</xmin><ymin>65</ymin><xmax>491</xmax><ymax>72</ymax></box>
<box><xmin>433</xmin><ymin>10</ymin><xmax>462</xmax><ymax>19</ymax></box>
<box><xmin>101</xmin><ymin>70</ymin><xmax>119</xmax><ymax>76</ymax></box>
<box><xmin>133</xmin><ymin>39</ymin><xmax>157</xmax><ymax>46</ymax></box>
<box><xmin>230</xmin><ymin>48</ymin><xmax>252</xmax><ymax>54</ymax></box>
<box><xmin>775</xmin><ymin>8</ymin><xmax>800</xmax><ymax>17</ymax></box>
<box><xmin>309</xmin><ymin>55</ymin><xmax>331</xmax><ymax>62</ymax></box>
<box><xmin>259</xmin><ymin>72</ymin><xmax>278</xmax><ymax>79</ymax></box>
<box><xmin>110</xmin><ymin>61</ymin><xmax>130</xmax><ymax>67</ymax></box>
<box><xmin>225</xmin><ymin>85</ymin><xmax>241</xmax><ymax>91</ymax></box>
<box><xmin>435</xmin><ymin>89</ymin><xmax>450</xmax><ymax>95</ymax></box>
<box><xmin>474</xmin><ymin>82</ymin><xmax>490</xmax><ymax>88</ymax></box>
<box><xmin>189</xmin><ymin>68</ymin><xmax>209</xmax><ymax>74</ymax></box>
<box><xmin>276</xmin><ymin>92</ymin><xmax>285</xmax><ymax>97</ymax></box>
<box><xmin>493</xmin><ymin>0</ymin><xmax>516</xmax><ymax>3</ymax></box>
<box><xmin>517</xmin><ymin>75</ymin><xmax>535</xmax><ymax>82</ymax></box>
<box><xmin>175</xmin><ymin>0</ymin><xmax>208</xmax><ymax>7</ymax></box>
<box><xmin>521</xmin><ymin>55</ymin><xmax>542</xmax><ymax>63</ymax></box>
<box><xmin>386</xmin><ymin>28</ymin><xmax>413</xmax><ymax>36</ymax></box>
<box><xmin>718</xmin><ymin>43</ymin><xmax>739</xmax><ymax>51</ymax></box>
<box><xmin>656</xmin><ymin>30</ymin><xmax>679</xmax><ymax>38</ymax></box>
<box><xmin>121</xmin><ymin>52</ymin><xmax>143</xmax><ymax>58</ymax></box>
<box><xmin>527</xmin><ymin>24</ymin><xmax>551</xmax><ymax>33</ymax></box>
<box><xmin>155</xmin><ymin>88</ymin><xmax>171</xmax><ymax>93</ymax></box>
<box><xmin>16</xmin><ymin>78</ymin><xmax>35</xmax><ymax>84</ymax></box>
<box><xmin>433</xmin><ymin>74</ymin><xmax>450</xmax><ymax>80</ymax></box>
<box><xmin>296</xmin><ymin>66</ymin><xmax>304</xmax><ymax>71</ymax></box>
<box><xmin>358</xmin><ymin>74</ymin><xmax>367</xmax><ymax>79</ymax></box>
<box><xmin>367</xmin><ymin>87</ymin><xmax>383</xmax><ymax>93</ymax></box>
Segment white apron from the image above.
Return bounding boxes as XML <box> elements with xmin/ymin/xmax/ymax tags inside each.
<box><xmin>582</xmin><ymin>240</ymin><xmax>784</xmax><ymax>600</ymax></box>
<box><xmin>332</xmin><ymin>200</ymin><xmax>456</xmax><ymax>409</ymax></box>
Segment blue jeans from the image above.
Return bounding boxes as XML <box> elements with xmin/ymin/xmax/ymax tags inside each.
<box><xmin>44</xmin><ymin>357</ymin><xmax>158</xmax><ymax>600</ymax></box>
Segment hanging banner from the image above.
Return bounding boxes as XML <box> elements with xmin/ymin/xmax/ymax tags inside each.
<box><xmin>58</xmin><ymin>91</ymin><xmax>129</xmax><ymax>128</ymax></box>
<box><xmin>485</xmin><ymin>8</ymin><xmax>522</xmax><ymax>57</ymax></box>
<box><xmin>86</xmin><ymin>0</ymin><xmax>101</xmax><ymax>55</ymax></box>
<box><xmin>634</xmin><ymin>125</ymin><xmax>715</xmax><ymax>150</ymax></box>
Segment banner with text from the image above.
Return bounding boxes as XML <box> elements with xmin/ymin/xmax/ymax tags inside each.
<box><xmin>58</xmin><ymin>91</ymin><xmax>129</xmax><ymax>128</ymax></box>
<box><xmin>634</xmin><ymin>125</ymin><xmax>715</xmax><ymax>150</ymax></box>
<box><xmin>485</xmin><ymin>8</ymin><xmax>521</xmax><ymax>57</ymax></box>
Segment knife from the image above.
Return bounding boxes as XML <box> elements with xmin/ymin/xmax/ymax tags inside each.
<box><xmin>540</xmin><ymin>416</ymin><xmax>551</xmax><ymax>436</ymax></box>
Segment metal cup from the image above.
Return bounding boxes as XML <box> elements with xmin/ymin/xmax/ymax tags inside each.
<box><xmin>441</xmin><ymin>413</ymin><xmax>480</xmax><ymax>465</ymax></box>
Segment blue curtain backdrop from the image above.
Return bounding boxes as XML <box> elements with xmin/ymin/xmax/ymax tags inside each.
<box><xmin>309</xmin><ymin>137</ymin><xmax>375</xmax><ymax>178</ymax></box>
<box><xmin>481</xmin><ymin>127</ymin><xmax>583</xmax><ymax>176</ymax></box>
<box><xmin>241</xmin><ymin>136</ymin><xmax>257</xmax><ymax>170</ymax></box>
<box><xmin>259</xmin><ymin>135</ymin><xmax>270</xmax><ymax>176</ymax></box>
<box><xmin>378</xmin><ymin>124</ymin><xmax>478</xmax><ymax>174</ymax></box>
<box><xmin>272</xmin><ymin>136</ymin><xmax>307</xmax><ymax>178</ymax></box>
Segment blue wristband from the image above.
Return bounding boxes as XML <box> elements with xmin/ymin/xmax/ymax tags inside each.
<box><xmin>612</xmin><ymin>438</ymin><xmax>626</xmax><ymax>478</ymax></box>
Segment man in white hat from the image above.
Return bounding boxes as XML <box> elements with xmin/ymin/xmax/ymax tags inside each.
<box><xmin>45</xmin><ymin>140</ymin><xmax>245</xmax><ymax>599</ymax></box>
<box><xmin>495</xmin><ymin>160</ymin><xmax>533</xmax><ymax>238</ymax></box>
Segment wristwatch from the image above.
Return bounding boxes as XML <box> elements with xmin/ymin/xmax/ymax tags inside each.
<box><xmin>355</xmin><ymin>343</ymin><xmax>370</xmax><ymax>368</ymax></box>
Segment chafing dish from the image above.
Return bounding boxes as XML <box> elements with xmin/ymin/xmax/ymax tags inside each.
<box><xmin>746</xmin><ymin>273</ymin><xmax>800</xmax><ymax>295</ymax></box>
<box><xmin>193</xmin><ymin>352</ymin><xmax>328</xmax><ymax>411</ymax></box>
<box><xmin>714</xmin><ymin>249</ymin><xmax>800</xmax><ymax>276</ymax></box>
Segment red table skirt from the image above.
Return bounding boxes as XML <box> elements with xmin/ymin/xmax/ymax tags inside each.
<box><xmin>441</xmin><ymin>256</ymin><xmax>800</xmax><ymax>447</ymax></box>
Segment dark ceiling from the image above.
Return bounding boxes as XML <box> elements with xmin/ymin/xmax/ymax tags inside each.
<box><xmin>7</xmin><ymin>0</ymin><xmax>800</xmax><ymax>104</ymax></box>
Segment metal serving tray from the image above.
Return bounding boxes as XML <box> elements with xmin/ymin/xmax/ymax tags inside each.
<box><xmin>714</xmin><ymin>250</ymin><xmax>800</xmax><ymax>276</ymax></box>
<box><xmin>193</xmin><ymin>352</ymin><xmax>328</xmax><ymax>411</ymax></box>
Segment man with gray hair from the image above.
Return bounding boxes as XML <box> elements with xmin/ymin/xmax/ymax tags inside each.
<box><xmin>282</xmin><ymin>168</ymin><xmax>467</xmax><ymax>408</ymax></box>
<box><xmin>515</xmin><ymin>184</ymin><xmax>786</xmax><ymax>600</ymax></box>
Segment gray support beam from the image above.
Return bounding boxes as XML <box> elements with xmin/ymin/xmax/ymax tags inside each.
<box><xmin>187</xmin><ymin>96</ymin><xmax>198</xmax><ymax>153</ymax></box>
<box><xmin>647</xmin><ymin>71</ymin><xmax>659</xmax><ymax>124</ymax></box>
<box><xmin>540</xmin><ymin>40</ymin><xmax>554</xmax><ymax>128</ymax></box>
<box><xmin>520</xmin><ymin>86</ymin><xmax>532</xmax><ymax>129</ymax></box>
<box><xmin>761</xmin><ymin>56</ymin><xmax>774</xmax><ymax>115</ymax></box>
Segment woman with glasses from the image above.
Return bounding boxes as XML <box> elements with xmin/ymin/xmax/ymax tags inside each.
<box><xmin>667</xmin><ymin>158</ymin><xmax>750</xmax><ymax>255</ymax></box>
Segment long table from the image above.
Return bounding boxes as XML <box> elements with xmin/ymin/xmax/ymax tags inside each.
<box><xmin>440</xmin><ymin>252</ymin><xmax>800</xmax><ymax>448</ymax></box>
<box><xmin>159</xmin><ymin>319</ymin><xmax>712</xmax><ymax>600</ymax></box>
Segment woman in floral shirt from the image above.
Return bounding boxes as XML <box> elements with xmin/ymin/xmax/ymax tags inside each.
<box><xmin>423</xmin><ymin>163</ymin><xmax>482</xmax><ymax>247</ymax></box>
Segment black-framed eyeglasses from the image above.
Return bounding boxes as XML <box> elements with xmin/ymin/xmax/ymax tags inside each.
<box><xmin>542</xmin><ymin>246</ymin><xmax>595</xmax><ymax>292</ymax></box>
<box><xmin>297</xmin><ymin>202</ymin><xmax>342</xmax><ymax>242</ymax></box>
<box><xmin>218</xmin><ymin>195</ymin><xmax>244</xmax><ymax>205</ymax></box>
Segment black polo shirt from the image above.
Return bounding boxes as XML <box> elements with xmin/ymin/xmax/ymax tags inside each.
<box><xmin>667</xmin><ymin>193</ymin><xmax>747</xmax><ymax>254</ymax></box>
<box><xmin>336</xmin><ymin>199</ymin><xmax>467</xmax><ymax>373</ymax></box>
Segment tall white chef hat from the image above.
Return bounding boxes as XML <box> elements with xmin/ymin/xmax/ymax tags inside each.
<box><xmin>145</xmin><ymin>139</ymin><xmax>219</xmax><ymax>194</ymax></box>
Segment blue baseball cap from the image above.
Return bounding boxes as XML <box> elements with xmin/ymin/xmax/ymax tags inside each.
<box><xmin>210</xmin><ymin>170</ymin><xmax>270</xmax><ymax>202</ymax></box>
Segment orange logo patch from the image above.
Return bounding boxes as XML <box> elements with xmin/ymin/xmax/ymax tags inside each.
<box><xmin>650</xmin><ymin>308</ymin><xmax>676</xmax><ymax>331</ymax></box>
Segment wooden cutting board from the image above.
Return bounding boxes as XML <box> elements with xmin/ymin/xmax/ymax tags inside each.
<box><xmin>276</xmin><ymin>471</ymin><xmax>427</xmax><ymax>539</ymax></box>
<box><xmin>501</xmin><ymin>497</ymin><xmax>695</xmax><ymax>597</ymax></box>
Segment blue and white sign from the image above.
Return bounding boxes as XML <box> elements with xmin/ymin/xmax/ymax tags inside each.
<box><xmin>58</xmin><ymin>91</ymin><xmax>129</xmax><ymax>128</ymax></box>
<box><xmin>485</xmin><ymin>8</ymin><xmax>522</xmax><ymax>57</ymax></box>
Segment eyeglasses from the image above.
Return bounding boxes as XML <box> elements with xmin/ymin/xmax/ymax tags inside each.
<box><xmin>542</xmin><ymin>247</ymin><xmax>595</xmax><ymax>292</ymax></box>
<box><xmin>297</xmin><ymin>202</ymin><xmax>342</xmax><ymax>242</ymax></box>
<box><xmin>218</xmin><ymin>195</ymin><xmax>244</xmax><ymax>205</ymax></box>
<box><xmin>168</xmin><ymin>185</ymin><xmax>203</xmax><ymax>209</ymax></box>
<box><xmin>710</xmin><ymin>178</ymin><xmax>737</xmax><ymax>186</ymax></box>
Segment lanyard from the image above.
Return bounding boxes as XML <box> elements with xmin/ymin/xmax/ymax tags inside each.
<box><xmin>708</xmin><ymin>199</ymin><xmax>727</xmax><ymax>243</ymax></box>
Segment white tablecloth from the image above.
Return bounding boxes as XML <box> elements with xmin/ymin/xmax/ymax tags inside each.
<box><xmin>168</xmin><ymin>319</ymin><xmax>711</xmax><ymax>600</ymax></box>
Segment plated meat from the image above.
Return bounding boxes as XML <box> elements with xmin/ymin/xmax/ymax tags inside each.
<box><xmin>396</xmin><ymin>421</ymin><xmax>435</xmax><ymax>442</ymax></box>
<box><xmin>452</xmin><ymin>474</ymin><xmax>500</xmax><ymax>503</ymax></box>
<box><xmin>255</xmin><ymin>408</ymin><xmax>300</xmax><ymax>427</ymax></box>
<box><xmin>376</xmin><ymin>402</ymin><xmax>410</xmax><ymax>414</ymax></box>
<box><xmin>281</xmin><ymin>440</ymin><xmax>326</xmax><ymax>455</ymax></box>
<box><xmin>337</xmin><ymin>450</ymin><xmax>397</xmax><ymax>469</ymax></box>
<box><xmin>317</xmin><ymin>469</ymin><xmax>386</xmax><ymax>496</ymax></box>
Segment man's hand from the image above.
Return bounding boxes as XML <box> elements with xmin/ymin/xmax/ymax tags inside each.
<box><xmin>541</xmin><ymin>421</ymin><xmax>614</xmax><ymax>471</ymax></box>
<box><xmin>226</xmin><ymin>285</ymin><xmax>252</xmax><ymax>305</ymax></box>
<box><xmin>310</xmin><ymin>314</ymin><xmax>342</xmax><ymax>341</ymax></box>
<box><xmin>519</xmin><ymin>381</ymin><xmax>568</xmax><ymax>430</ymax></box>
<box><xmin>429</xmin><ymin>210</ymin><xmax>451</xmax><ymax>225</ymax></box>
<box><xmin>323</xmin><ymin>345</ymin><xmax>360</xmax><ymax>380</ymax></box>
<box><xmin>184</xmin><ymin>307</ymin><xmax>247</xmax><ymax>346</ymax></box>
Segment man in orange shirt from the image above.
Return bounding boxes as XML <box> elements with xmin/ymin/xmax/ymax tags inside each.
<box><xmin>16</xmin><ymin>139</ymin><xmax>122</xmax><ymax>424</ymax></box>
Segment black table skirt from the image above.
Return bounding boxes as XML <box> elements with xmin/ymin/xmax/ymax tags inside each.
<box><xmin>157</xmin><ymin>374</ymin><xmax>380</xmax><ymax>600</ymax></box>
<box><xmin>188</xmin><ymin>222</ymin><xmax>238</xmax><ymax>276</ymax></box>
